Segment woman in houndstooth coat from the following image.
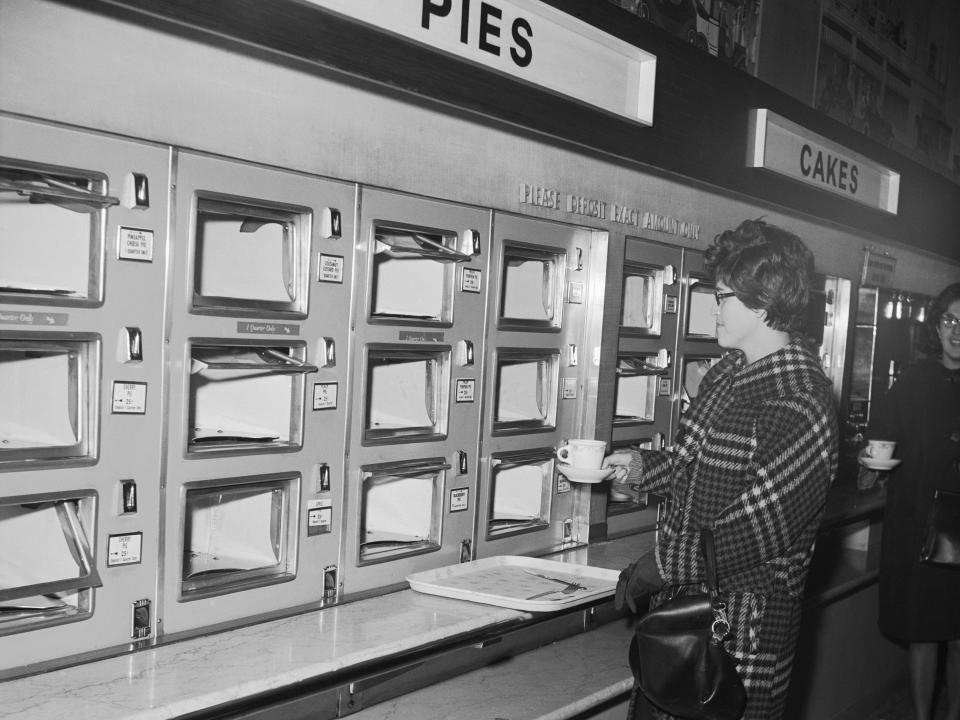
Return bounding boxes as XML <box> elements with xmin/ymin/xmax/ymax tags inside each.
<box><xmin>607</xmin><ymin>219</ymin><xmax>839</xmax><ymax>720</ymax></box>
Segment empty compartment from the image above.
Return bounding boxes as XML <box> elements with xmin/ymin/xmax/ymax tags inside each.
<box><xmin>487</xmin><ymin>451</ymin><xmax>553</xmax><ymax>538</ymax></box>
<box><xmin>614</xmin><ymin>354</ymin><xmax>668</xmax><ymax>424</ymax></box>
<box><xmin>621</xmin><ymin>262</ymin><xmax>664</xmax><ymax>334</ymax></box>
<box><xmin>680</xmin><ymin>355</ymin><xmax>721</xmax><ymax>414</ymax></box>
<box><xmin>370</xmin><ymin>223</ymin><xmax>469</xmax><ymax>323</ymax></box>
<box><xmin>494</xmin><ymin>349</ymin><xmax>559</xmax><ymax>432</ymax></box>
<box><xmin>180</xmin><ymin>474</ymin><xmax>298</xmax><ymax>599</ymax></box>
<box><xmin>0</xmin><ymin>493</ymin><xmax>100</xmax><ymax>633</ymax></box>
<box><xmin>193</xmin><ymin>196</ymin><xmax>309</xmax><ymax>314</ymax></box>
<box><xmin>0</xmin><ymin>161</ymin><xmax>111</xmax><ymax>303</ymax></box>
<box><xmin>0</xmin><ymin>338</ymin><xmax>97</xmax><ymax>463</ymax></box>
<box><xmin>364</xmin><ymin>346</ymin><xmax>450</xmax><ymax>443</ymax></box>
<box><xmin>188</xmin><ymin>344</ymin><xmax>316</xmax><ymax>452</ymax></box>
<box><xmin>686</xmin><ymin>279</ymin><xmax>718</xmax><ymax>338</ymax></box>
<box><xmin>499</xmin><ymin>243</ymin><xmax>564</xmax><ymax>328</ymax></box>
<box><xmin>358</xmin><ymin>459</ymin><xmax>445</xmax><ymax>564</ymax></box>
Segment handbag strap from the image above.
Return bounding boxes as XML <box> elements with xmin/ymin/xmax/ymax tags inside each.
<box><xmin>700</xmin><ymin>527</ymin><xmax>719</xmax><ymax>595</ymax></box>
<box><xmin>700</xmin><ymin>527</ymin><xmax>732</xmax><ymax>644</ymax></box>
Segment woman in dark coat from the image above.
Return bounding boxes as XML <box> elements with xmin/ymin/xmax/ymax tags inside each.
<box><xmin>868</xmin><ymin>281</ymin><xmax>960</xmax><ymax>720</ymax></box>
<box><xmin>606</xmin><ymin>219</ymin><xmax>839</xmax><ymax>719</ymax></box>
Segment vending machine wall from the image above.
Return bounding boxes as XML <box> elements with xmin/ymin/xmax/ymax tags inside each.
<box><xmin>474</xmin><ymin>213</ymin><xmax>607</xmax><ymax>559</ymax></box>
<box><xmin>0</xmin><ymin>116</ymin><xmax>169</xmax><ymax>676</ymax></box>
<box><xmin>604</xmin><ymin>236</ymin><xmax>680</xmax><ymax>539</ymax></box>
<box><xmin>341</xmin><ymin>189</ymin><xmax>488</xmax><ymax>598</ymax></box>
<box><xmin>160</xmin><ymin>151</ymin><xmax>354</xmax><ymax>636</ymax></box>
<box><xmin>671</xmin><ymin>249</ymin><xmax>723</xmax><ymax>437</ymax></box>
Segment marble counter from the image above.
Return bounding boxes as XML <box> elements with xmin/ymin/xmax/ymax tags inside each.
<box><xmin>349</xmin><ymin>619</ymin><xmax>635</xmax><ymax>720</ymax></box>
<box><xmin>0</xmin><ymin>535</ymin><xmax>653</xmax><ymax>720</ymax></box>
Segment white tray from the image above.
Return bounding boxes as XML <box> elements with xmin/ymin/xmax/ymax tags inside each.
<box><xmin>406</xmin><ymin>556</ymin><xmax>619</xmax><ymax>612</ymax></box>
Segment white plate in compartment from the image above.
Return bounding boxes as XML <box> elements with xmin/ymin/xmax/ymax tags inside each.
<box><xmin>406</xmin><ymin>556</ymin><xmax>619</xmax><ymax>612</ymax></box>
<box><xmin>859</xmin><ymin>457</ymin><xmax>901</xmax><ymax>471</ymax></box>
<box><xmin>556</xmin><ymin>465</ymin><xmax>614</xmax><ymax>484</ymax></box>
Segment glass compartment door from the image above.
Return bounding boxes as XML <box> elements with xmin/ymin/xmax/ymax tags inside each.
<box><xmin>0</xmin><ymin>493</ymin><xmax>100</xmax><ymax>634</ymax></box>
<box><xmin>0</xmin><ymin>118</ymin><xmax>170</xmax><ymax>676</ymax></box>
<box><xmin>0</xmin><ymin>337</ymin><xmax>98</xmax><ymax>465</ymax></box>
<box><xmin>344</xmin><ymin>189</ymin><xmax>488</xmax><ymax>599</ymax></box>
<box><xmin>0</xmin><ymin>162</ymin><xmax>112</xmax><ymax>305</ymax></box>
<box><xmin>668</xmin><ymin>248</ymin><xmax>722</xmax><ymax>441</ymax></box>
<box><xmin>477</xmin><ymin>213</ymin><xmax>608</xmax><ymax>559</ymax></box>
<box><xmin>163</xmin><ymin>152</ymin><xmax>353</xmax><ymax>636</ymax></box>
<box><xmin>180</xmin><ymin>475</ymin><xmax>298</xmax><ymax>600</ymax></box>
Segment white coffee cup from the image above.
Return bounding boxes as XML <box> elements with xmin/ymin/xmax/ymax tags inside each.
<box><xmin>865</xmin><ymin>439</ymin><xmax>896</xmax><ymax>461</ymax></box>
<box><xmin>556</xmin><ymin>439</ymin><xmax>607</xmax><ymax>469</ymax></box>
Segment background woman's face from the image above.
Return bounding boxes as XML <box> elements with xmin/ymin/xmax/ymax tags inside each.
<box><xmin>937</xmin><ymin>298</ymin><xmax>960</xmax><ymax>370</ymax></box>
<box><xmin>714</xmin><ymin>284</ymin><xmax>763</xmax><ymax>352</ymax></box>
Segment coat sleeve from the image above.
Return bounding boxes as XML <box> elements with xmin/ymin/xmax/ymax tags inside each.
<box><xmin>658</xmin><ymin>393</ymin><xmax>838</xmax><ymax>584</ymax></box>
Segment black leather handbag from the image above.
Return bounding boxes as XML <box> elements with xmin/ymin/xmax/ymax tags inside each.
<box><xmin>628</xmin><ymin>528</ymin><xmax>746</xmax><ymax>720</ymax></box>
<box><xmin>919</xmin><ymin>488</ymin><xmax>960</xmax><ymax>569</ymax></box>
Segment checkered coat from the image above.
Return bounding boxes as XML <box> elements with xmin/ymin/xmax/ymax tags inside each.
<box><xmin>626</xmin><ymin>338</ymin><xmax>838</xmax><ymax>720</ymax></box>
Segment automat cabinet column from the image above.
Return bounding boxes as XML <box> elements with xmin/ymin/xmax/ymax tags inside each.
<box><xmin>474</xmin><ymin>212</ymin><xmax>607</xmax><ymax>560</ymax></box>
<box><xmin>159</xmin><ymin>150</ymin><xmax>354</xmax><ymax>637</ymax></box>
<box><xmin>0</xmin><ymin>117</ymin><xmax>170</xmax><ymax>676</ymax></box>
<box><xmin>340</xmin><ymin>188</ymin><xmax>490</xmax><ymax>599</ymax></box>
<box><xmin>604</xmin><ymin>235</ymin><xmax>683</xmax><ymax>540</ymax></box>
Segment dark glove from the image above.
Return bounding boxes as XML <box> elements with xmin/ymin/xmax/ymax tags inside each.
<box><xmin>614</xmin><ymin>550</ymin><xmax>662</xmax><ymax>614</ymax></box>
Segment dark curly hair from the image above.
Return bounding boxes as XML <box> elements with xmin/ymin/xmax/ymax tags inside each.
<box><xmin>705</xmin><ymin>218</ymin><xmax>814</xmax><ymax>333</ymax></box>
<box><xmin>921</xmin><ymin>281</ymin><xmax>960</xmax><ymax>356</ymax></box>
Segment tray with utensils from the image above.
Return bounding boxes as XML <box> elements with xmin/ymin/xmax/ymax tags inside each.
<box><xmin>407</xmin><ymin>556</ymin><xmax>619</xmax><ymax>611</ymax></box>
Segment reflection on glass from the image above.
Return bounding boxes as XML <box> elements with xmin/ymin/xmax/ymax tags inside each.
<box><xmin>500</xmin><ymin>245</ymin><xmax>563</xmax><ymax>326</ymax></box>
<box><xmin>360</xmin><ymin>472</ymin><xmax>439</xmax><ymax>561</ymax></box>
<box><xmin>195</xmin><ymin>200</ymin><xmax>299</xmax><ymax>304</ymax></box>
<box><xmin>621</xmin><ymin>273</ymin><xmax>656</xmax><ymax>329</ymax></box>
<box><xmin>0</xmin><ymin>348</ymin><xmax>80</xmax><ymax>450</ymax></box>
<box><xmin>364</xmin><ymin>349</ymin><xmax>448</xmax><ymax>441</ymax></box>
<box><xmin>184</xmin><ymin>487</ymin><xmax>283</xmax><ymax>577</ymax></box>
<box><xmin>488</xmin><ymin>458</ymin><xmax>551</xmax><ymax>536</ymax></box>
<box><xmin>615</xmin><ymin>375</ymin><xmax>657</xmax><ymax>422</ymax></box>
<box><xmin>494</xmin><ymin>352</ymin><xmax>557</xmax><ymax>430</ymax></box>
<box><xmin>687</xmin><ymin>282</ymin><xmax>717</xmax><ymax>337</ymax></box>
<box><xmin>680</xmin><ymin>357</ymin><xmax>721</xmax><ymax>414</ymax></box>
<box><xmin>181</xmin><ymin>478</ymin><xmax>295</xmax><ymax>598</ymax></box>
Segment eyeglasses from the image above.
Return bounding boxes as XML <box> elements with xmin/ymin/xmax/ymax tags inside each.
<box><xmin>714</xmin><ymin>290</ymin><xmax>737</xmax><ymax>306</ymax></box>
<box><xmin>940</xmin><ymin>314</ymin><xmax>960</xmax><ymax>329</ymax></box>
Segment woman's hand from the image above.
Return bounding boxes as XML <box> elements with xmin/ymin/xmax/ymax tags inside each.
<box><xmin>603</xmin><ymin>450</ymin><xmax>633</xmax><ymax>483</ymax></box>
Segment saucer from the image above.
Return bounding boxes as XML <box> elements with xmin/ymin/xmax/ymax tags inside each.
<box><xmin>859</xmin><ymin>457</ymin><xmax>901</xmax><ymax>471</ymax></box>
<box><xmin>556</xmin><ymin>465</ymin><xmax>614</xmax><ymax>484</ymax></box>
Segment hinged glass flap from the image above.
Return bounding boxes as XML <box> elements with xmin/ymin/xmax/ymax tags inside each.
<box><xmin>0</xmin><ymin>166</ymin><xmax>118</xmax><ymax>210</ymax></box>
<box><xmin>0</xmin><ymin>164</ymin><xmax>107</xmax><ymax>299</ymax></box>
<box><xmin>615</xmin><ymin>355</ymin><xmax>670</xmax><ymax>376</ymax></box>
<box><xmin>374</xmin><ymin>227</ymin><xmax>471</xmax><ymax>262</ymax></box>
<box><xmin>0</xmin><ymin>497</ymin><xmax>101</xmax><ymax>605</ymax></box>
<box><xmin>190</xmin><ymin>346</ymin><xmax>318</xmax><ymax>375</ymax></box>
